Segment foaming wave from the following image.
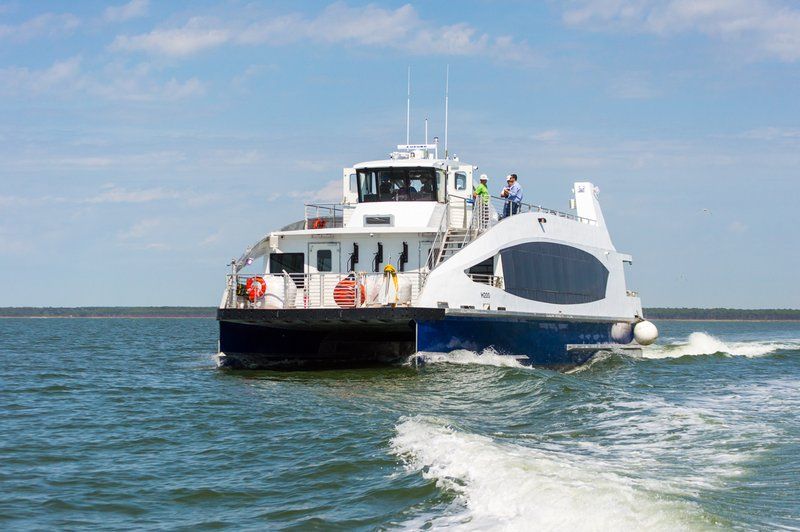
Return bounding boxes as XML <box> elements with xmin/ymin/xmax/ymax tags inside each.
<box><xmin>644</xmin><ymin>332</ymin><xmax>798</xmax><ymax>359</ymax></box>
<box><xmin>410</xmin><ymin>348</ymin><xmax>529</xmax><ymax>369</ymax></box>
<box><xmin>564</xmin><ymin>350</ymin><xmax>627</xmax><ymax>374</ymax></box>
<box><xmin>391</xmin><ymin>417</ymin><xmax>702</xmax><ymax>530</ymax></box>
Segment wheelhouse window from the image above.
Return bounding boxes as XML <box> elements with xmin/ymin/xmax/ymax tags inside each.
<box><xmin>357</xmin><ymin>167</ymin><xmax>437</xmax><ymax>202</ymax></box>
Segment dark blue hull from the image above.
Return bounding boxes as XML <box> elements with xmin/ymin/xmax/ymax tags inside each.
<box><xmin>417</xmin><ymin>315</ymin><xmax>618</xmax><ymax>368</ymax></box>
<box><xmin>217</xmin><ymin>308</ymin><xmax>630</xmax><ymax>370</ymax></box>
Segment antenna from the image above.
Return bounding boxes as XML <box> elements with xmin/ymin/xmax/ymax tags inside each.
<box><xmin>444</xmin><ymin>65</ymin><xmax>449</xmax><ymax>158</ymax></box>
<box><xmin>425</xmin><ymin>117</ymin><xmax>428</xmax><ymax>145</ymax></box>
<box><xmin>406</xmin><ymin>67</ymin><xmax>411</xmax><ymax>146</ymax></box>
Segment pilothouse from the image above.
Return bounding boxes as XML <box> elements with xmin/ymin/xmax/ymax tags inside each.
<box><xmin>216</xmin><ymin>135</ymin><xmax>659</xmax><ymax>369</ymax></box>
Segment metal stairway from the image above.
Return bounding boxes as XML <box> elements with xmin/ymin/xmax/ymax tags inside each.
<box><xmin>435</xmin><ymin>228</ymin><xmax>471</xmax><ymax>265</ymax></box>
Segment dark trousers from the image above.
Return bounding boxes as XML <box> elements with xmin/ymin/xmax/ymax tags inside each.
<box><xmin>502</xmin><ymin>201</ymin><xmax>520</xmax><ymax>219</ymax></box>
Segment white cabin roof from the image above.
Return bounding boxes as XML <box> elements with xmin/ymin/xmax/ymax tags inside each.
<box><xmin>353</xmin><ymin>158</ymin><xmax>449</xmax><ymax>169</ymax></box>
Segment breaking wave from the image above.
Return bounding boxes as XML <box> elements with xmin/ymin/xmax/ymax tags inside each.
<box><xmin>410</xmin><ymin>348</ymin><xmax>530</xmax><ymax>369</ymax></box>
<box><xmin>643</xmin><ymin>332</ymin><xmax>799</xmax><ymax>359</ymax></box>
<box><xmin>391</xmin><ymin>417</ymin><xmax>704</xmax><ymax>530</ymax></box>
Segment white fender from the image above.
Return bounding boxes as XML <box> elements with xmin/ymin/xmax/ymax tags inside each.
<box><xmin>262</xmin><ymin>276</ymin><xmax>285</xmax><ymax>309</ymax></box>
<box><xmin>633</xmin><ymin>320</ymin><xmax>659</xmax><ymax>345</ymax></box>
<box><xmin>611</xmin><ymin>322</ymin><xmax>634</xmax><ymax>344</ymax></box>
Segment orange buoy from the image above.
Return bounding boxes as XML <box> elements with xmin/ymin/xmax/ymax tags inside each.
<box><xmin>333</xmin><ymin>277</ymin><xmax>366</xmax><ymax>308</ymax></box>
<box><xmin>312</xmin><ymin>218</ymin><xmax>327</xmax><ymax>229</ymax></box>
<box><xmin>246</xmin><ymin>276</ymin><xmax>266</xmax><ymax>302</ymax></box>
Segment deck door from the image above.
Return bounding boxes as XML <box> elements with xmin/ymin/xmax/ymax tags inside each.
<box><xmin>307</xmin><ymin>242</ymin><xmax>341</xmax><ymax>307</ymax></box>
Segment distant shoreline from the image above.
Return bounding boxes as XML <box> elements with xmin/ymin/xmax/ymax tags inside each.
<box><xmin>2</xmin><ymin>317</ymin><xmax>798</xmax><ymax>322</ymax></box>
<box><xmin>1</xmin><ymin>307</ymin><xmax>798</xmax><ymax>321</ymax></box>
<box><xmin>0</xmin><ymin>315</ymin><xmax>214</xmax><ymax>319</ymax></box>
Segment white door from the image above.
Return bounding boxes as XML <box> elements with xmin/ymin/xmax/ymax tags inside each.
<box><xmin>343</xmin><ymin>167</ymin><xmax>358</xmax><ymax>205</ymax></box>
<box><xmin>308</xmin><ymin>242</ymin><xmax>341</xmax><ymax>273</ymax></box>
<box><xmin>447</xmin><ymin>165</ymin><xmax>474</xmax><ymax>229</ymax></box>
<box><xmin>307</xmin><ymin>242</ymin><xmax>341</xmax><ymax>307</ymax></box>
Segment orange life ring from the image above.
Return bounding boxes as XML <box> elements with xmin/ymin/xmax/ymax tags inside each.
<box><xmin>333</xmin><ymin>278</ymin><xmax>366</xmax><ymax>308</ymax></box>
<box><xmin>246</xmin><ymin>276</ymin><xmax>266</xmax><ymax>302</ymax></box>
<box><xmin>312</xmin><ymin>218</ymin><xmax>327</xmax><ymax>229</ymax></box>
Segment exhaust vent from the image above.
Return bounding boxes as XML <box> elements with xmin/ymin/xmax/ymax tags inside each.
<box><xmin>364</xmin><ymin>215</ymin><xmax>393</xmax><ymax>226</ymax></box>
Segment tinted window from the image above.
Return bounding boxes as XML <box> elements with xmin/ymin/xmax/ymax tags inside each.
<box><xmin>359</xmin><ymin>170</ymin><xmax>378</xmax><ymax>202</ymax></box>
<box><xmin>317</xmin><ymin>249</ymin><xmax>332</xmax><ymax>272</ymax></box>
<box><xmin>357</xmin><ymin>167</ymin><xmax>437</xmax><ymax>202</ymax></box>
<box><xmin>466</xmin><ymin>257</ymin><xmax>494</xmax><ymax>285</ymax></box>
<box><xmin>500</xmin><ymin>242</ymin><xmax>608</xmax><ymax>304</ymax></box>
<box><xmin>269</xmin><ymin>252</ymin><xmax>304</xmax><ymax>287</ymax></box>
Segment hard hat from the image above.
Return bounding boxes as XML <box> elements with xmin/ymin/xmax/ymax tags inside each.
<box><xmin>479</xmin><ymin>174</ymin><xmax>488</xmax><ymax>181</ymax></box>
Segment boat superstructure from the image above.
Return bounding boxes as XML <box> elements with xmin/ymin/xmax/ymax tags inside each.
<box><xmin>216</xmin><ymin>141</ymin><xmax>658</xmax><ymax>369</ymax></box>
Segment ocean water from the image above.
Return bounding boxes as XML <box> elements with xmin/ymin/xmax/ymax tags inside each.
<box><xmin>1</xmin><ymin>319</ymin><xmax>798</xmax><ymax>530</ymax></box>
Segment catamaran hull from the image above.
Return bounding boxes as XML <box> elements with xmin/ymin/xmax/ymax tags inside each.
<box><xmin>217</xmin><ymin>308</ymin><xmax>638</xmax><ymax>370</ymax></box>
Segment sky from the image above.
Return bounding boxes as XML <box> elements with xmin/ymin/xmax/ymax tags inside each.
<box><xmin>0</xmin><ymin>0</ymin><xmax>798</xmax><ymax>308</ymax></box>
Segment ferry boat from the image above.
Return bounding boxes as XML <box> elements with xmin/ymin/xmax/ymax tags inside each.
<box><xmin>216</xmin><ymin>140</ymin><xmax>658</xmax><ymax>369</ymax></box>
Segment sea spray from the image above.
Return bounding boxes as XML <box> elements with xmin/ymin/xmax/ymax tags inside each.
<box><xmin>644</xmin><ymin>332</ymin><xmax>800</xmax><ymax>359</ymax></box>
<box><xmin>391</xmin><ymin>417</ymin><xmax>705</xmax><ymax>530</ymax></box>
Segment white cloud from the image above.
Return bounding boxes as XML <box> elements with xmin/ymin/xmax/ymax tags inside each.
<box><xmin>739</xmin><ymin>127</ymin><xmax>800</xmax><ymax>141</ymax></box>
<box><xmin>104</xmin><ymin>0</ymin><xmax>149</xmax><ymax>23</ymax></box>
<box><xmin>86</xmin><ymin>186</ymin><xmax>181</xmax><ymax>204</ymax></box>
<box><xmin>0</xmin><ymin>227</ymin><xmax>32</xmax><ymax>255</ymax></box>
<box><xmin>269</xmin><ymin>179</ymin><xmax>342</xmax><ymax>203</ymax></box>
<box><xmin>0</xmin><ymin>12</ymin><xmax>79</xmax><ymax>41</ymax></box>
<box><xmin>110</xmin><ymin>16</ymin><xmax>230</xmax><ymax>56</ymax></box>
<box><xmin>607</xmin><ymin>71</ymin><xmax>660</xmax><ymax>99</ymax></box>
<box><xmin>0</xmin><ymin>56</ymin><xmax>82</xmax><ymax>93</ymax></box>
<box><xmin>309</xmin><ymin>180</ymin><xmax>344</xmax><ymax>203</ymax></box>
<box><xmin>532</xmin><ymin>130</ymin><xmax>561</xmax><ymax>142</ymax></box>
<box><xmin>117</xmin><ymin>218</ymin><xmax>160</xmax><ymax>239</ymax></box>
<box><xmin>110</xmin><ymin>3</ymin><xmax>540</xmax><ymax>65</ymax></box>
<box><xmin>0</xmin><ymin>57</ymin><xmax>203</xmax><ymax>101</ymax></box>
<box><xmin>563</xmin><ymin>0</ymin><xmax>800</xmax><ymax>61</ymax></box>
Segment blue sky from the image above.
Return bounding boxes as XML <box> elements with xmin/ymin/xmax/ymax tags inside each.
<box><xmin>1</xmin><ymin>0</ymin><xmax>798</xmax><ymax>307</ymax></box>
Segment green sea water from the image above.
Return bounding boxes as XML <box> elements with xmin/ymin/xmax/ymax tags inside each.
<box><xmin>1</xmin><ymin>318</ymin><xmax>798</xmax><ymax>530</ymax></box>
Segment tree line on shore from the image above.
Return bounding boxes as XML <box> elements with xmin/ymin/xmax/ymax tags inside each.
<box><xmin>643</xmin><ymin>308</ymin><xmax>800</xmax><ymax>320</ymax></box>
<box><xmin>1</xmin><ymin>307</ymin><xmax>799</xmax><ymax>320</ymax></box>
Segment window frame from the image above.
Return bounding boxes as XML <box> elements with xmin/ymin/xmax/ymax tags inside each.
<box><xmin>356</xmin><ymin>167</ymin><xmax>438</xmax><ymax>202</ymax></box>
<box><xmin>316</xmin><ymin>249</ymin><xmax>333</xmax><ymax>272</ymax></box>
<box><xmin>454</xmin><ymin>171</ymin><xmax>468</xmax><ymax>191</ymax></box>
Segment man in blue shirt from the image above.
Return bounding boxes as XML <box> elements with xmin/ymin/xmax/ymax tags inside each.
<box><xmin>500</xmin><ymin>174</ymin><xmax>523</xmax><ymax>218</ymax></box>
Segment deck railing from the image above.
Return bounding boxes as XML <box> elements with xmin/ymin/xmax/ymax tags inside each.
<box><xmin>466</xmin><ymin>273</ymin><xmax>504</xmax><ymax>288</ymax></box>
<box><xmin>223</xmin><ymin>271</ymin><xmax>429</xmax><ymax>310</ymax></box>
<box><xmin>303</xmin><ymin>203</ymin><xmax>355</xmax><ymax>230</ymax></box>
<box><xmin>486</xmin><ymin>195</ymin><xmax>596</xmax><ymax>225</ymax></box>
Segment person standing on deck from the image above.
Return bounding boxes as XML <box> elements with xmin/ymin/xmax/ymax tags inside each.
<box><xmin>473</xmin><ymin>174</ymin><xmax>490</xmax><ymax>230</ymax></box>
<box><xmin>500</xmin><ymin>174</ymin><xmax>523</xmax><ymax>218</ymax></box>
<box><xmin>473</xmin><ymin>174</ymin><xmax>490</xmax><ymax>201</ymax></box>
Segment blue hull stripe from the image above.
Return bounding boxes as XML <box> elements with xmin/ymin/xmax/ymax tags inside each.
<box><xmin>416</xmin><ymin>316</ymin><xmax>619</xmax><ymax>367</ymax></box>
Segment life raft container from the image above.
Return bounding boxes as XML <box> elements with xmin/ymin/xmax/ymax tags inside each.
<box><xmin>246</xmin><ymin>276</ymin><xmax>267</xmax><ymax>302</ymax></box>
<box><xmin>333</xmin><ymin>277</ymin><xmax>366</xmax><ymax>308</ymax></box>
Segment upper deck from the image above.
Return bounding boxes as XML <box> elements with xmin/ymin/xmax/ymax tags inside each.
<box><xmin>219</xmin><ymin>141</ymin><xmax>629</xmax><ymax>314</ymax></box>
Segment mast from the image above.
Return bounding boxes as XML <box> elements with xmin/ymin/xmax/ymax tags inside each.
<box><xmin>406</xmin><ymin>67</ymin><xmax>411</xmax><ymax>146</ymax></box>
<box><xmin>444</xmin><ymin>65</ymin><xmax>449</xmax><ymax>158</ymax></box>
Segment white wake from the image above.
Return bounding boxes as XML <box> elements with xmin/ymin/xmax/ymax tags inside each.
<box><xmin>643</xmin><ymin>332</ymin><xmax>799</xmax><ymax>359</ymax></box>
<box><xmin>391</xmin><ymin>417</ymin><xmax>703</xmax><ymax>530</ymax></box>
<box><xmin>410</xmin><ymin>348</ymin><xmax>530</xmax><ymax>369</ymax></box>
